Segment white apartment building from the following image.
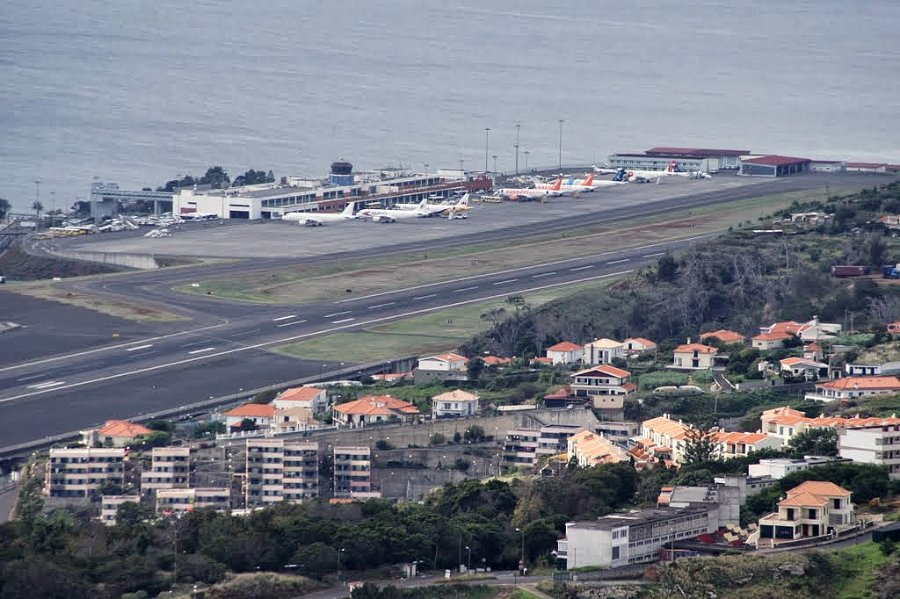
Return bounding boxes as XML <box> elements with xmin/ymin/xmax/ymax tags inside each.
<box><xmin>245</xmin><ymin>439</ymin><xmax>319</xmax><ymax>506</ymax></box>
<box><xmin>431</xmin><ymin>389</ymin><xmax>480</xmax><ymax>418</ymax></box>
<box><xmin>156</xmin><ymin>488</ymin><xmax>231</xmax><ymax>517</ymax></box>
<box><xmin>503</xmin><ymin>425</ymin><xmax>585</xmax><ymax>468</ymax></box>
<box><xmin>141</xmin><ymin>447</ymin><xmax>191</xmax><ymax>495</ymax></box>
<box><xmin>45</xmin><ymin>447</ymin><xmax>126</xmax><ymax>498</ymax></box>
<box><xmin>334</xmin><ymin>446</ymin><xmax>379</xmax><ymax>499</ymax></box>
<box><xmin>839</xmin><ymin>422</ymin><xmax>900</xmax><ymax>479</ymax></box>
<box><xmin>100</xmin><ymin>495</ymin><xmax>138</xmax><ymax>525</ymax></box>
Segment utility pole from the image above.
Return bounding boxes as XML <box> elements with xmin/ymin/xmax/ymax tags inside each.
<box><xmin>524</xmin><ymin>150</ymin><xmax>530</xmax><ymax>172</ymax></box>
<box><xmin>514</xmin><ymin>122</ymin><xmax>521</xmax><ymax>175</ymax></box>
<box><xmin>558</xmin><ymin>119</ymin><xmax>564</xmax><ymax>171</ymax></box>
<box><xmin>484</xmin><ymin>128</ymin><xmax>491</xmax><ymax>173</ymax></box>
<box><xmin>492</xmin><ymin>155</ymin><xmax>498</xmax><ymax>173</ymax></box>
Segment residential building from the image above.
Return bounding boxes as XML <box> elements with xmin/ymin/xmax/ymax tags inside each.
<box><xmin>334</xmin><ymin>446</ymin><xmax>379</xmax><ymax>499</ymax></box>
<box><xmin>712</xmin><ymin>432</ymin><xmax>782</xmax><ymax>459</ymax></box>
<box><xmin>623</xmin><ymin>337</ymin><xmax>657</xmax><ymax>354</ymax></box>
<box><xmin>778</xmin><ymin>357</ymin><xmax>829</xmax><ymax>380</ymax></box>
<box><xmin>80</xmin><ymin>420</ymin><xmax>152</xmax><ymax>448</ymax></box>
<box><xmin>415</xmin><ymin>352</ymin><xmax>469</xmax><ymax>383</ymax></box>
<box><xmin>567</xmin><ymin>430</ymin><xmax>629</xmax><ymax>467</ymax></box>
<box><xmin>762</xmin><ymin>405</ymin><xmax>900</xmax><ymax>445</ymax></box>
<box><xmin>156</xmin><ymin>487</ymin><xmax>231</xmax><ymax>517</ymax></box>
<box><xmin>542</xmin><ymin>386</ymin><xmax>589</xmax><ymax>409</ymax></box>
<box><xmin>838</xmin><ymin>422</ymin><xmax>900</xmax><ymax>479</ymax></box>
<box><xmin>748</xmin><ymin>456</ymin><xmax>848</xmax><ymax>480</ymax></box>
<box><xmin>141</xmin><ymin>447</ymin><xmax>191</xmax><ymax>495</ymax></box>
<box><xmin>751</xmin><ymin>332</ymin><xmax>793</xmax><ymax>350</ymax></box>
<box><xmin>583</xmin><ymin>338</ymin><xmax>625</xmax><ymax>365</ymax></box>
<box><xmin>45</xmin><ymin>447</ymin><xmax>126</xmax><ymax>498</ymax></box>
<box><xmin>757</xmin><ymin>481</ymin><xmax>855</xmax><ymax>545</ymax></box>
<box><xmin>700</xmin><ymin>330</ymin><xmax>745</xmax><ymax>345</ymax></box>
<box><xmin>657</xmin><ymin>483</ymin><xmax>742</xmax><ymax>527</ymax></box>
<box><xmin>272</xmin><ymin>386</ymin><xmax>328</xmax><ymax>413</ymax></box>
<box><xmin>538</xmin><ymin>425</ymin><xmax>587</xmax><ymax>457</ymax></box>
<box><xmin>503</xmin><ymin>428</ymin><xmax>540</xmax><ymax>466</ymax></box>
<box><xmin>759</xmin><ymin>318</ymin><xmax>841</xmax><ymax>342</ymax></box>
<box><xmin>640</xmin><ymin>415</ymin><xmax>689</xmax><ymax>464</ymax></box>
<box><xmin>483</xmin><ymin>356</ymin><xmax>512</xmax><ymax>367</ymax></box>
<box><xmin>557</xmin><ymin>505</ymin><xmax>718</xmax><ymax>569</ymax></box>
<box><xmin>713</xmin><ymin>475</ymin><xmax>780</xmax><ymax>507</ymax></box>
<box><xmin>223</xmin><ymin>403</ymin><xmax>276</xmax><ymax>431</ymax></box>
<box><xmin>804</xmin><ymin>342</ymin><xmax>824</xmax><ymax>361</ymax></box>
<box><xmin>804</xmin><ymin>375</ymin><xmax>900</xmax><ymax>402</ymax></box>
<box><xmin>672</xmin><ymin>343</ymin><xmax>718</xmax><ymax>370</ymax></box>
<box><xmin>845</xmin><ymin>362</ymin><xmax>900</xmax><ymax>376</ymax></box>
<box><xmin>545</xmin><ymin>341</ymin><xmax>584</xmax><ymax>365</ymax></box>
<box><xmin>570</xmin><ymin>365</ymin><xmax>635</xmax><ymax>400</ymax></box>
<box><xmin>100</xmin><ymin>495</ymin><xmax>138</xmax><ymax>525</ymax></box>
<box><xmin>271</xmin><ymin>406</ymin><xmax>319</xmax><ymax>433</ymax></box>
<box><xmin>333</xmin><ymin>395</ymin><xmax>420</xmax><ymax>427</ymax></box>
<box><xmin>595</xmin><ymin>421</ymin><xmax>640</xmax><ymax>442</ymax></box>
<box><xmin>245</xmin><ymin>439</ymin><xmax>320</xmax><ymax>506</ymax></box>
<box><xmin>431</xmin><ymin>389</ymin><xmax>480</xmax><ymax>419</ymax></box>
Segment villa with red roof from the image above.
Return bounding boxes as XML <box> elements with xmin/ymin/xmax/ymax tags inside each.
<box><xmin>431</xmin><ymin>389</ymin><xmax>480</xmax><ymax>419</ymax></box>
<box><xmin>757</xmin><ymin>481</ymin><xmax>855</xmax><ymax>545</ymax></box>
<box><xmin>545</xmin><ymin>341</ymin><xmax>584</xmax><ymax>365</ymax></box>
<box><xmin>672</xmin><ymin>342</ymin><xmax>718</xmax><ymax>370</ymax></box>
<box><xmin>81</xmin><ymin>419</ymin><xmax>153</xmax><ymax>448</ymax></box>
<box><xmin>712</xmin><ymin>431</ymin><xmax>782</xmax><ymax>459</ymax></box>
<box><xmin>623</xmin><ymin>337</ymin><xmax>657</xmax><ymax>354</ymax></box>
<box><xmin>804</xmin><ymin>375</ymin><xmax>900</xmax><ymax>403</ymax></box>
<box><xmin>272</xmin><ymin>386</ymin><xmax>328</xmax><ymax>413</ymax></box>
<box><xmin>761</xmin><ymin>405</ymin><xmax>900</xmax><ymax>445</ymax></box>
<box><xmin>333</xmin><ymin>395</ymin><xmax>420</xmax><ymax>428</ymax></box>
<box><xmin>224</xmin><ymin>403</ymin><xmax>277</xmax><ymax>431</ymax></box>
<box><xmin>700</xmin><ymin>330</ymin><xmax>745</xmax><ymax>345</ymax></box>
<box><xmin>751</xmin><ymin>331</ymin><xmax>793</xmax><ymax>350</ymax></box>
<box><xmin>415</xmin><ymin>352</ymin><xmax>469</xmax><ymax>384</ymax></box>
<box><xmin>778</xmin><ymin>356</ymin><xmax>829</xmax><ymax>380</ymax></box>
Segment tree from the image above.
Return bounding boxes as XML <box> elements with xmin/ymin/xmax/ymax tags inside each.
<box><xmin>467</xmin><ymin>357</ymin><xmax>485</xmax><ymax>382</ymax></box>
<box><xmin>681</xmin><ymin>425</ymin><xmax>720</xmax><ymax>466</ymax></box>
<box><xmin>0</xmin><ymin>197</ymin><xmax>10</xmax><ymax>221</ymax></box>
<box><xmin>787</xmin><ymin>427</ymin><xmax>838</xmax><ymax>457</ymax></box>
<box><xmin>238</xmin><ymin>418</ymin><xmax>258</xmax><ymax>432</ymax></box>
<box><xmin>199</xmin><ymin>166</ymin><xmax>230</xmax><ymax>189</ymax></box>
<box><xmin>31</xmin><ymin>200</ymin><xmax>43</xmax><ymax>223</ymax></box>
<box><xmin>464</xmin><ymin>425</ymin><xmax>486</xmax><ymax>443</ymax></box>
<box><xmin>657</xmin><ymin>254</ymin><xmax>678</xmax><ymax>282</ymax></box>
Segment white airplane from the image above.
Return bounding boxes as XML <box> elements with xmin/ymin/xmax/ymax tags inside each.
<box><xmin>616</xmin><ymin>161</ymin><xmax>711</xmax><ymax>182</ymax></box>
<box><xmin>495</xmin><ymin>177</ymin><xmax>562</xmax><ymax>201</ymax></box>
<box><xmin>441</xmin><ymin>193</ymin><xmax>472</xmax><ymax>218</ymax></box>
<box><xmin>535</xmin><ymin>173</ymin><xmax>625</xmax><ymax>192</ymax></box>
<box><xmin>282</xmin><ymin>201</ymin><xmax>358</xmax><ymax>226</ymax></box>
<box><xmin>356</xmin><ymin>198</ymin><xmax>432</xmax><ymax>223</ymax></box>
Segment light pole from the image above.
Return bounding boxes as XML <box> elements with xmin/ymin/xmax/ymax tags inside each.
<box><xmin>484</xmin><ymin>128</ymin><xmax>491</xmax><ymax>173</ymax></box>
<box><xmin>337</xmin><ymin>547</ymin><xmax>345</xmax><ymax>585</ymax></box>
<box><xmin>515</xmin><ymin>527</ymin><xmax>525</xmax><ymax>575</ymax></box>
<box><xmin>465</xmin><ymin>545</ymin><xmax>471</xmax><ymax>574</ymax></box>
<box><xmin>492</xmin><ymin>155</ymin><xmax>498</xmax><ymax>173</ymax></box>
<box><xmin>514</xmin><ymin>122</ymin><xmax>521</xmax><ymax>175</ymax></box>
<box><xmin>34</xmin><ymin>179</ymin><xmax>41</xmax><ymax>229</ymax></box>
<box><xmin>524</xmin><ymin>150</ymin><xmax>530</xmax><ymax>172</ymax></box>
<box><xmin>557</xmin><ymin>119</ymin><xmax>564</xmax><ymax>171</ymax></box>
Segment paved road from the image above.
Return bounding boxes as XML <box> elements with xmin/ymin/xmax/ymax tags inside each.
<box><xmin>0</xmin><ymin>173</ymin><xmax>890</xmax><ymax>449</ymax></box>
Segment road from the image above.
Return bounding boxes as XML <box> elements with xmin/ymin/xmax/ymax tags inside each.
<box><xmin>0</xmin><ymin>173</ymin><xmax>888</xmax><ymax>450</ymax></box>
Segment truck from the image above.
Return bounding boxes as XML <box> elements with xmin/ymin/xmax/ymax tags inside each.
<box><xmin>830</xmin><ymin>265</ymin><xmax>870</xmax><ymax>278</ymax></box>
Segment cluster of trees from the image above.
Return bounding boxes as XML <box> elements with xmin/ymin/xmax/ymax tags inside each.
<box><xmin>157</xmin><ymin>167</ymin><xmax>275</xmax><ymax>192</ymax></box>
<box><xmin>462</xmin><ymin>182</ymin><xmax>900</xmax><ymax>358</ymax></box>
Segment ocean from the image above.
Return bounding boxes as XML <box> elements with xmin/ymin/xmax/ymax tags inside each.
<box><xmin>1</xmin><ymin>0</ymin><xmax>898</xmax><ymax>212</ymax></box>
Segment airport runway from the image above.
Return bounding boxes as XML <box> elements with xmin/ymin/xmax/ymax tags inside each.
<box><xmin>0</xmin><ymin>173</ymin><xmax>888</xmax><ymax>449</ymax></box>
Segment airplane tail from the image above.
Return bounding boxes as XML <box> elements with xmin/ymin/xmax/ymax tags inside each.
<box><xmin>550</xmin><ymin>178</ymin><xmax>562</xmax><ymax>191</ymax></box>
<box><xmin>612</xmin><ymin>168</ymin><xmax>627</xmax><ymax>182</ymax></box>
<box><xmin>582</xmin><ymin>173</ymin><xmax>594</xmax><ymax>186</ymax></box>
<box><xmin>667</xmin><ymin>160</ymin><xmax>678</xmax><ymax>173</ymax></box>
<box><xmin>458</xmin><ymin>193</ymin><xmax>470</xmax><ymax>206</ymax></box>
<box><xmin>341</xmin><ymin>201</ymin><xmax>356</xmax><ymax>216</ymax></box>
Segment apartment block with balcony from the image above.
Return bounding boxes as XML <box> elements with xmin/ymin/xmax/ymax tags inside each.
<box><xmin>245</xmin><ymin>439</ymin><xmax>320</xmax><ymax>506</ymax></box>
<box><xmin>839</xmin><ymin>422</ymin><xmax>900</xmax><ymax>479</ymax></box>
<box><xmin>45</xmin><ymin>447</ymin><xmax>126</xmax><ymax>498</ymax></box>
<box><xmin>502</xmin><ymin>429</ymin><xmax>540</xmax><ymax>466</ymax></box>
<box><xmin>140</xmin><ymin>447</ymin><xmax>191</xmax><ymax>495</ymax></box>
<box><xmin>156</xmin><ymin>487</ymin><xmax>231</xmax><ymax>517</ymax></box>
<box><xmin>757</xmin><ymin>481</ymin><xmax>855</xmax><ymax>545</ymax></box>
<box><xmin>100</xmin><ymin>495</ymin><xmax>139</xmax><ymax>525</ymax></box>
<box><xmin>333</xmin><ymin>446</ymin><xmax>379</xmax><ymax>499</ymax></box>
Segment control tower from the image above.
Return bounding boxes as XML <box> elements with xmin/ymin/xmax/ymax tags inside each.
<box><xmin>329</xmin><ymin>160</ymin><xmax>354</xmax><ymax>186</ymax></box>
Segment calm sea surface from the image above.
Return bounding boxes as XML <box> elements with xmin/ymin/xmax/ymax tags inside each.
<box><xmin>1</xmin><ymin>0</ymin><xmax>898</xmax><ymax>211</ymax></box>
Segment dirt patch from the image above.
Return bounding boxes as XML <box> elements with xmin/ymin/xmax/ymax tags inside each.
<box><xmin>0</xmin><ymin>241</ymin><xmax>122</xmax><ymax>280</ymax></box>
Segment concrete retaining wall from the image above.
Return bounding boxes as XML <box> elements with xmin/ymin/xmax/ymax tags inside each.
<box><xmin>57</xmin><ymin>250</ymin><xmax>159</xmax><ymax>270</ymax></box>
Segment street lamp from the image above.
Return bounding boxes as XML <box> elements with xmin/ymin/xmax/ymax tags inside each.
<box><xmin>465</xmin><ymin>545</ymin><xmax>471</xmax><ymax>574</ymax></box>
<box><xmin>515</xmin><ymin>527</ymin><xmax>525</xmax><ymax>574</ymax></box>
<box><xmin>524</xmin><ymin>150</ymin><xmax>530</xmax><ymax>172</ymax></box>
<box><xmin>558</xmin><ymin>119</ymin><xmax>564</xmax><ymax>171</ymax></box>
<box><xmin>514</xmin><ymin>122</ymin><xmax>521</xmax><ymax>175</ymax></box>
<box><xmin>492</xmin><ymin>155</ymin><xmax>498</xmax><ymax>173</ymax></box>
<box><xmin>484</xmin><ymin>128</ymin><xmax>491</xmax><ymax>173</ymax></box>
<box><xmin>337</xmin><ymin>547</ymin><xmax>345</xmax><ymax>585</ymax></box>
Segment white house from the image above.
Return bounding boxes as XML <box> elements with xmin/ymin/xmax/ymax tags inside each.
<box><xmin>779</xmin><ymin>357</ymin><xmax>829</xmax><ymax>380</ymax></box>
<box><xmin>757</xmin><ymin>481</ymin><xmax>855</xmax><ymax>545</ymax></box>
<box><xmin>751</xmin><ymin>332</ymin><xmax>793</xmax><ymax>350</ymax></box>
<box><xmin>570</xmin><ymin>365</ymin><xmax>634</xmax><ymax>398</ymax></box>
<box><xmin>223</xmin><ymin>403</ymin><xmax>276</xmax><ymax>430</ymax></box>
<box><xmin>838</xmin><ymin>420</ymin><xmax>900</xmax><ymax>480</ymax></box>
<box><xmin>415</xmin><ymin>352</ymin><xmax>469</xmax><ymax>383</ymax></box>
<box><xmin>583</xmin><ymin>338</ymin><xmax>625</xmax><ymax>365</ymax></box>
<box><xmin>333</xmin><ymin>395</ymin><xmax>420</xmax><ymax>428</ymax></box>
<box><xmin>431</xmin><ymin>389</ymin><xmax>480</xmax><ymax>418</ymax></box>
<box><xmin>272</xmin><ymin>386</ymin><xmax>328</xmax><ymax>413</ymax></box>
<box><xmin>545</xmin><ymin>341</ymin><xmax>584</xmax><ymax>365</ymax></box>
<box><xmin>623</xmin><ymin>337</ymin><xmax>657</xmax><ymax>354</ymax></box>
<box><xmin>804</xmin><ymin>375</ymin><xmax>900</xmax><ymax>402</ymax></box>
<box><xmin>672</xmin><ymin>343</ymin><xmax>718</xmax><ymax>370</ymax></box>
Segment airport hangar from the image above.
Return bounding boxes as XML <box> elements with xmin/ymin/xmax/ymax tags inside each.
<box><xmin>171</xmin><ymin>163</ymin><xmax>489</xmax><ymax>220</ymax></box>
<box><xmin>608</xmin><ymin>147</ymin><xmax>749</xmax><ymax>173</ymax></box>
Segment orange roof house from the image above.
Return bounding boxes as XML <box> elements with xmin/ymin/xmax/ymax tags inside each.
<box><xmin>807</xmin><ymin>375</ymin><xmax>900</xmax><ymax>402</ymax></box>
<box><xmin>333</xmin><ymin>395</ymin><xmax>420</xmax><ymax>427</ymax></box>
<box><xmin>757</xmin><ymin>480</ymin><xmax>855</xmax><ymax>545</ymax></box>
<box><xmin>82</xmin><ymin>419</ymin><xmax>153</xmax><ymax>447</ymax></box>
<box><xmin>700</xmin><ymin>330</ymin><xmax>746</xmax><ymax>344</ymax></box>
<box><xmin>547</xmin><ymin>341</ymin><xmax>582</xmax><ymax>352</ymax></box>
<box><xmin>225</xmin><ymin>404</ymin><xmax>277</xmax><ymax>419</ymax></box>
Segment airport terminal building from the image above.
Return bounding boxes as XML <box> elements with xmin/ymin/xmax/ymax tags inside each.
<box><xmin>172</xmin><ymin>162</ymin><xmax>488</xmax><ymax>220</ymax></box>
<box><xmin>608</xmin><ymin>147</ymin><xmax>749</xmax><ymax>174</ymax></box>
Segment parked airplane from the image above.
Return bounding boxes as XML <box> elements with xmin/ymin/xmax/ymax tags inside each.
<box><xmin>536</xmin><ymin>173</ymin><xmax>625</xmax><ymax>192</ymax></box>
<box><xmin>441</xmin><ymin>193</ymin><xmax>472</xmax><ymax>218</ymax></box>
<box><xmin>282</xmin><ymin>201</ymin><xmax>358</xmax><ymax>226</ymax></box>
<box><xmin>495</xmin><ymin>178</ymin><xmax>562</xmax><ymax>201</ymax></box>
<box><xmin>356</xmin><ymin>198</ymin><xmax>432</xmax><ymax>223</ymax></box>
<box><xmin>616</xmin><ymin>161</ymin><xmax>711</xmax><ymax>182</ymax></box>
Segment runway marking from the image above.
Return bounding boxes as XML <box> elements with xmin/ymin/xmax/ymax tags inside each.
<box><xmin>16</xmin><ymin>374</ymin><xmax>45</xmax><ymax>382</ymax></box>
<box><xmin>0</xmin><ymin>322</ymin><xmax>228</xmax><ymax>374</ymax></box>
<box><xmin>276</xmin><ymin>319</ymin><xmax>308</xmax><ymax>328</ymax></box>
<box><xmin>126</xmin><ymin>344</ymin><xmax>154</xmax><ymax>352</ymax></box>
<box><xmin>272</xmin><ymin>314</ymin><xmax>297</xmax><ymax>322</ymax></box>
<box><xmin>331</xmin><ymin>318</ymin><xmax>355</xmax><ymax>324</ymax></box>
<box><xmin>531</xmin><ymin>272</ymin><xmax>557</xmax><ymax>278</ymax></box>
<box><xmin>323</xmin><ymin>310</ymin><xmax>351</xmax><ymax>318</ymax></box>
<box><xmin>0</xmin><ymin>270</ymin><xmax>634</xmax><ymax>406</ymax></box>
<box><xmin>492</xmin><ymin>279</ymin><xmax>518</xmax><ymax>285</ymax></box>
<box><xmin>607</xmin><ymin>258</ymin><xmax>630</xmax><ymax>264</ymax></box>
<box><xmin>331</xmin><ymin>234</ymin><xmax>715</xmax><ymax>305</ymax></box>
<box><xmin>368</xmin><ymin>302</ymin><xmax>396</xmax><ymax>309</ymax></box>
<box><xmin>412</xmin><ymin>293</ymin><xmax>437</xmax><ymax>300</ymax></box>
<box><xmin>26</xmin><ymin>381</ymin><xmax>65</xmax><ymax>390</ymax></box>
<box><xmin>570</xmin><ymin>265</ymin><xmax>593</xmax><ymax>271</ymax></box>
<box><xmin>453</xmin><ymin>286</ymin><xmax>479</xmax><ymax>293</ymax></box>
<box><xmin>644</xmin><ymin>252</ymin><xmax>666</xmax><ymax>258</ymax></box>
<box><xmin>187</xmin><ymin>347</ymin><xmax>216</xmax><ymax>355</ymax></box>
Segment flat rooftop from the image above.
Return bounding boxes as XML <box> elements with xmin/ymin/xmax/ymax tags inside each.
<box><xmin>569</xmin><ymin>505</ymin><xmax>715</xmax><ymax>531</ymax></box>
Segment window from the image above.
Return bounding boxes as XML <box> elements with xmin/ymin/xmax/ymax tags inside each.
<box><xmin>611</xmin><ymin>546</ymin><xmax>620</xmax><ymax>560</ymax></box>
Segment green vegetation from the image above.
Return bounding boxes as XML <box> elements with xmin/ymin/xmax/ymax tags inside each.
<box><xmin>351</xmin><ymin>584</ymin><xmax>496</xmax><ymax>598</ymax></box>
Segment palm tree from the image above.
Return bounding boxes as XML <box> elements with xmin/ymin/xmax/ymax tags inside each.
<box><xmin>31</xmin><ymin>200</ymin><xmax>43</xmax><ymax>224</ymax></box>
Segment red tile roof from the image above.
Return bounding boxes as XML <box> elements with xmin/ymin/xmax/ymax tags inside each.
<box><xmin>428</xmin><ymin>352</ymin><xmax>469</xmax><ymax>363</ymax></box>
<box><xmin>789</xmin><ymin>480</ymin><xmax>852</xmax><ymax>498</ymax></box>
<box><xmin>98</xmin><ymin>420</ymin><xmax>152</xmax><ymax>439</ymax></box>
<box><xmin>816</xmin><ymin>376</ymin><xmax>900</xmax><ymax>391</ymax></box>
<box><xmin>276</xmin><ymin>386</ymin><xmax>323</xmax><ymax>402</ymax></box>
<box><xmin>753</xmin><ymin>332</ymin><xmax>792</xmax><ymax>342</ymax></box>
<box><xmin>624</xmin><ymin>337</ymin><xmax>657</xmax><ymax>348</ymax></box>
<box><xmin>846</xmin><ymin>162</ymin><xmax>887</xmax><ymax>169</ymax></box>
<box><xmin>483</xmin><ymin>356</ymin><xmax>512</xmax><ymax>365</ymax></box>
<box><xmin>335</xmin><ymin>395</ymin><xmax>420</xmax><ymax>416</ymax></box>
<box><xmin>546</xmin><ymin>341</ymin><xmax>583</xmax><ymax>352</ymax></box>
<box><xmin>742</xmin><ymin>155</ymin><xmax>811</xmax><ymax>166</ymax></box>
<box><xmin>674</xmin><ymin>343</ymin><xmax>718</xmax><ymax>354</ymax></box>
<box><xmin>573</xmin><ymin>365</ymin><xmax>631</xmax><ymax>379</ymax></box>
<box><xmin>700</xmin><ymin>330</ymin><xmax>745</xmax><ymax>344</ymax></box>
<box><xmin>224</xmin><ymin>404</ymin><xmax>276</xmax><ymax>419</ymax></box>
